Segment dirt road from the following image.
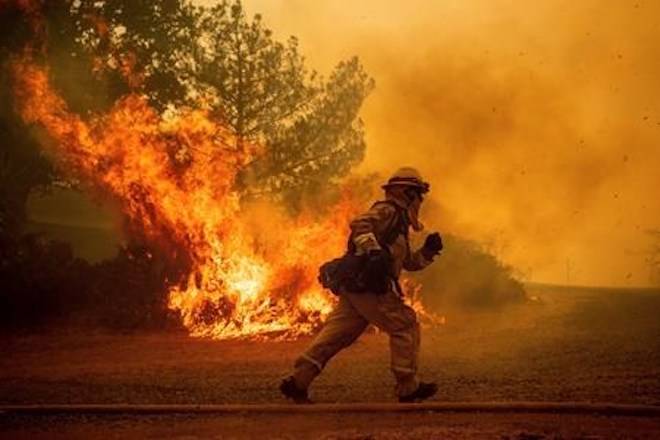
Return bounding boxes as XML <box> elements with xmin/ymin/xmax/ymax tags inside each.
<box><xmin>1</xmin><ymin>285</ymin><xmax>659</xmax><ymax>438</ymax></box>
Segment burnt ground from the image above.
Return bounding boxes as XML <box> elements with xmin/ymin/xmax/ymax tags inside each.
<box><xmin>0</xmin><ymin>285</ymin><xmax>659</xmax><ymax>438</ymax></box>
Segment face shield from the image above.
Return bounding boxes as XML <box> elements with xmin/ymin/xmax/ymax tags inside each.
<box><xmin>404</xmin><ymin>188</ymin><xmax>425</xmax><ymax>231</ymax></box>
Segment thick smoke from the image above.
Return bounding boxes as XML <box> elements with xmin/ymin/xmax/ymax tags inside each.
<box><xmin>240</xmin><ymin>0</ymin><xmax>660</xmax><ymax>286</ymax></box>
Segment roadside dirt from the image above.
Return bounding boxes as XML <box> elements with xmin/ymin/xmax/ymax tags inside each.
<box><xmin>0</xmin><ymin>286</ymin><xmax>659</xmax><ymax>438</ymax></box>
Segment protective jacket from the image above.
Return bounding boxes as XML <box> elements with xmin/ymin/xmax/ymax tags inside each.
<box><xmin>293</xmin><ymin>167</ymin><xmax>437</xmax><ymax>400</ymax></box>
<box><xmin>349</xmin><ymin>197</ymin><xmax>432</xmax><ymax>280</ymax></box>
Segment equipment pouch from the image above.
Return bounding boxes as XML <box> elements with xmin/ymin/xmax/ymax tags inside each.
<box><xmin>318</xmin><ymin>253</ymin><xmax>369</xmax><ymax>295</ymax></box>
<box><xmin>318</xmin><ymin>251</ymin><xmax>395</xmax><ymax>295</ymax></box>
<box><xmin>318</xmin><ymin>257</ymin><xmax>345</xmax><ymax>295</ymax></box>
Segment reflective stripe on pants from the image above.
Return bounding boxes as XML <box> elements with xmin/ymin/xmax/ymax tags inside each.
<box><xmin>292</xmin><ymin>290</ymin><xmax>420</xmax><ymax>397</ymax></box>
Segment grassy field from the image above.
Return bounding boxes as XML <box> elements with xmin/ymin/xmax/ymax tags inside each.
<box><xmin>1</xmin><ymin>285</ymin><xmax>659</xmax><ymax>438</ymax></box>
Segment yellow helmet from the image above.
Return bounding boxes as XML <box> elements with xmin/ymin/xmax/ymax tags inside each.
<box><xmin>382</xmin><ymin>167</ymin><xmax>430</xmax><ymax>193</ymax></box>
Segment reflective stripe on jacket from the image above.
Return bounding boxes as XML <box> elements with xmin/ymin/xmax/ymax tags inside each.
<box><xmin>349</xmin><ymin>200</ymin><xmax>431</xmax><ymax>278</ymax></box>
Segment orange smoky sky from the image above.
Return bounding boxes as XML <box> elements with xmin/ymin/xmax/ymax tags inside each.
<box><xmin>225</xmin><ymin>0</ymin><xmax>660</xmax><ymax>287</ymax></box>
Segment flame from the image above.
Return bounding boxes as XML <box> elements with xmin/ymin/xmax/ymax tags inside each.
<box><xmin>10</xmin><ymin>0</ymin><xmax>445</xmax><ymax>336</ymax></box>
<box><xmin>10</xmin><ymin>57</ymin><xmax>370</xmax><ymax>339</ymax></box>
<box><xmin>8</xmin><ymin>0</ymin><xmax>447</xmax><ymax>341</ymax></box>
<box><xmin>84</xmin><ymin>14</ymin><xmax>145</xmax><ymax>88</ymax></box>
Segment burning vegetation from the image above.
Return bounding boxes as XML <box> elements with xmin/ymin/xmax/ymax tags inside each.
<box><xmin>1</xmin><ymin>0</ymin><xmax>524</xmax><ymax>338</ymax></box>
<box><xmin>11</xmin><ymin>57</ymin><xmax>362</xmax><ymax>339</ymax></box>
<box><xmin>10</xmin><ymin>57</ymin><xmax>445</xmax><ymax>338</ymax></box>
<box><xmin>1</xmin><ymin>0</ymin><xmax>377</xmax><ymax>339</ymax></box>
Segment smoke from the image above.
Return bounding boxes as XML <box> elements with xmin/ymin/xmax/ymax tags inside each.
<box><xmin>240</xmin><ymin>0</ymin><xmax>660</xmax><ymax>286</ymax></box>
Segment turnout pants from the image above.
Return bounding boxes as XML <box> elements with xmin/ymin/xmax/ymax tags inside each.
<box><xmin>292</xmin><ymin>290</ymin><xmax>420</xmax><ymax>397</ymax></box>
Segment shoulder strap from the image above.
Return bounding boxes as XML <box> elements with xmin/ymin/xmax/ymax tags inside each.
<box><xmin>372</xmin><ymin>200</ymin><xmax>408</xmax><ymax>247</ymax></box>
<box><xmin>346</xmin><ymin>200</ymin><xmax>409</xmax><ymax>254</ymax></box>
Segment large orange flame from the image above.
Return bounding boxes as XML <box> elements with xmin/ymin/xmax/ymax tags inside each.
<box><xmin>11</xmin><ymin>49</ymin><xmax>442</xmax><ymax>339</ymax></box>
<box><xmin>11</xmin><ymin>57</ymin><xmax>370</xmax><ymax>338</ymax></box>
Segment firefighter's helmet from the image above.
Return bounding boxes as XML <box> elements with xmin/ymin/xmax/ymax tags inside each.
<box><xmin>382</xmin><ymin>167</ymin><xmax>430</xmax><ymax>193</ymax></box>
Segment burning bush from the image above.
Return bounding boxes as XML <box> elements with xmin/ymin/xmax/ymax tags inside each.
<box><xmin>8</xmin><ymin>57</ymin><xmax>366</xmax><ymax>339</ymax></box>
<box><xmin>1</xmin><ymin>0</ymin><xmax>526</xmax><ymax>338</ymax></box>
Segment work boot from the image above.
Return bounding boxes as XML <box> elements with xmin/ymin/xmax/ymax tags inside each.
<box><xmin>280</xmin><ymin>376</ymin><xmax>313</xmax><ymax>404</ymax></box>
<box><xmin>398</xmin><ymin>382</ymin><xmax>438</xmax><ymax>403</ymax></box>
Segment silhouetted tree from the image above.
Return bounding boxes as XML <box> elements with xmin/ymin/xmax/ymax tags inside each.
<box><xmin>54</xmin><ymin>0</ymin><xmax>372</xmax><ymax>202</ymax></box>
<box><xmin>0</xmin><ymin>4</ymin><xmax>56</xmax><ymax>239</ymax></box>
<box><xmin>56</xmin><ymin>0</ymin><xmax>198</xmax><ymax>112</ymax></box>
<box><xmin>194</xmin><ymin>2</ymin><xmax>373</xmax><ymax>201</ymax></box>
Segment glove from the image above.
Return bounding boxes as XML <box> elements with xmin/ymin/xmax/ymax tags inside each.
<box><xmin>422</xmin><ymin>232</ymin><xmax>443</xmax><ymax>259</ymax></box>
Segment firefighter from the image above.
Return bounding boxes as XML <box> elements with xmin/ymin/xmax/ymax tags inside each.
<box><xmin>280</xmin><ymin>167</ymin><xmax>443</xmax><ymax>403</ymax></box>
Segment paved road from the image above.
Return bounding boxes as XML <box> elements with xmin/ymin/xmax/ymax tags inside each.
<box><xmin>1</xmin><ymin>411</ymin><xmax>660</xmax><ymax>439</ymax></box>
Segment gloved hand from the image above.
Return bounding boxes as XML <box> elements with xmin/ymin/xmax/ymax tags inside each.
<box><xmin>422</xmin><ymin>232</ymin><xmax>443</xmax><ymax>259</ymax></box>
